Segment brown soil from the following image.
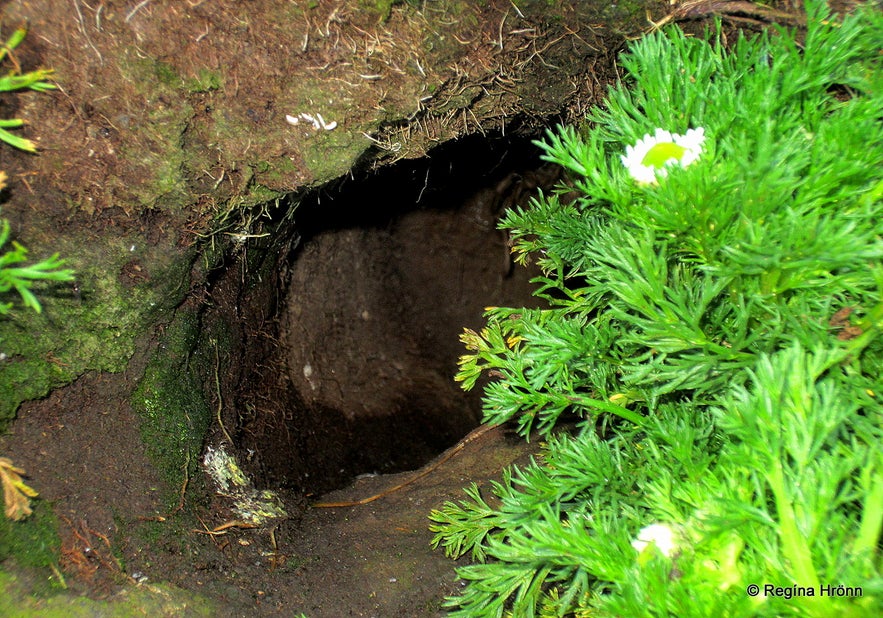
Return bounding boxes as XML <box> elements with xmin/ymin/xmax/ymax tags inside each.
<box><xmin>242</xmin><ymin>137</ymin><xmax>551</xmax><ymax>496</ymax></box>
<box><xmin>2</xmin><ymin>368</ymin><xmax>542</xmax><ymax>616</ymax></box>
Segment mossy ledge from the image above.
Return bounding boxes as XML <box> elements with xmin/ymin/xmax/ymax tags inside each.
<box><xmin>0</xmin><ymin>238</ymin><xmax>198</xmax><ymax>432</ymax></box>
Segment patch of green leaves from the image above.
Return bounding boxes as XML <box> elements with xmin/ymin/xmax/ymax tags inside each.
<box><xmin>0</xmin><ymin>27</ymin><xmax>55</xmax><ymax>153</ymax></box>
<box><xmin>0</xmin><ymin>27</ymin><xmax>71</xmax><ymax>317</ymax></box>
<box><xmin>434</xmin><ymin>1</ymin><xmax>883</xmax><ymax>615</ymax></box>
<box><xmin>0</xmin><ymin>215</ymin><xmax>74</xmax><ymax>315</ymax></box>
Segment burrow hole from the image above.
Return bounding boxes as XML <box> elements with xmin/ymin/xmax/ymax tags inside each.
<box><xmin>231</xmin><ymin>134</ymin><xmax>556</xmax><ymax>496</ymax></box>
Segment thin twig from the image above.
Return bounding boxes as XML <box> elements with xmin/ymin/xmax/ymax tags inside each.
<box><xmin>171</xmin><ymin>445</ymin><xmax>190</xmax><ymax>514</ymax></box>
<box><xmin>126</xmin><ymin>0</ymin><xmax>152</xmax><ymax>23</ymax></box>
<box><xmin>72</xmin><ymin>0</ymin><xmax>103</xmax><ymax>63</ymax></box>
<box><xmin>192</xmin><ymin>519</ymin><xmax>259</xmax><ymax>535</ymax></box>
<box><xmin>213</xmin><ymin>339</ymin><xmax>234</xmax><ymax>445</ymax></box>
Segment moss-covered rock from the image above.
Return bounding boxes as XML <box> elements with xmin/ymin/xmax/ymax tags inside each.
<box><xmin>0</xmin><ymin>236</ymin><xmax>196</xmax><ymax>431</ymax></box>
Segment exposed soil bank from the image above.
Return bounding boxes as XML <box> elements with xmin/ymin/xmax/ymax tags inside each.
<box><xmin>2</xmin><ymin>132</ymin><xmax>556</xmax><ymax>616</ymax></box>
<box><xmin>0</xmin><ymin>0</ymin><xmax>636</xmax><ymax>430</ymax></box>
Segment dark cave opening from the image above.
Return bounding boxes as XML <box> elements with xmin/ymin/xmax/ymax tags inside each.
<box><xmin>228</xmin><ymin>133</ymin><xmax>556</xmax><ymax>497</ymax></box>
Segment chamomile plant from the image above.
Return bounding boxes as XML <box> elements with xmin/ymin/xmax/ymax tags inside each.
<box><xmin>431</xmin><ymin>2</ymin><xmax>883</xmax><ymax>616</ymax></box>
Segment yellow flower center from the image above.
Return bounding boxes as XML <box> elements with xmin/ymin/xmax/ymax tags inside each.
<box><xmin>641</xmin><ymin>142</ymin><xmax>687</xmax><ymax>168</ymax></box>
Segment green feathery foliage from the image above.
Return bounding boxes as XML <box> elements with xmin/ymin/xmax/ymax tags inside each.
<box><xmin>0</xmin><ymin>26</ymin><xmax>55</xmax><ymax>153</ymax></box>
<box><xmin>0</xmin><ymin>200</ymin><xmax>74</xmax><ymax>315</ymax></box>
<box><xmin>431</xmin><ymin>2</ymin><xmax>883</xmax><ymax>616</ymax></box>
<box><xmin>0</xmin><ymin>27</ymin><xmax>71</xmax><ymax>316</ymax></box>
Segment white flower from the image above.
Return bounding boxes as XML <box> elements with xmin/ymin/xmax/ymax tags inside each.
<box><xmin>621</xmin><ymin>127</ymin><xmax>706</xmax><ymax>184</ymax></box>
<box><xmin>631</xmin><ymin>523</ymin><xmax>679</xmax><ymax>558</ymax></box>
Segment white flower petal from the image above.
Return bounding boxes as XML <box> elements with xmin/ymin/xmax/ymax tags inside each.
<box><xmin>632</xmin><ymin>523</ymin><xmax>679</xmax><ymax>557</ymax></box>
<box><xmin>622</xmin><ymin>127</ymin><xmax>707</xmax><ymax>184</ymax></box>
<box><xmin>674</xmin><ymin>127</ymin><xmax>706</xmax><ymax>166</ymax></box>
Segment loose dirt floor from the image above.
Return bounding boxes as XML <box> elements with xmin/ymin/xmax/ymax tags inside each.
<box><xmin>1</xmin><ymin>366</ymin><xmax>543</xmax><ymax>616</ymax></box>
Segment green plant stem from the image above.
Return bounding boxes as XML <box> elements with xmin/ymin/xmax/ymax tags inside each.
<box><xmin>768</xmin><ymin>461</ymin><xmax>820</xmax><ymax>590</ymax></box>
<box><xmin>567</xmin><ymin>393</ymin><xmax>646</xmax><ymax>427</ymax></box>
<box><xmin>853</xmin><ymin>459</ymin><xmax>883</xmax><ymax>562</ymax></box>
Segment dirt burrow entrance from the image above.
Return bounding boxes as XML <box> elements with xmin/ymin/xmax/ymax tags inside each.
<box><xmin>151</xmin><ymin>133</ymin><xmax>555</xmax><ymax>616</ymax></box>
<box><xmin>228</xmin><ymin>133</ymin><xmax>551</xmax><ymax>498</ymax></box>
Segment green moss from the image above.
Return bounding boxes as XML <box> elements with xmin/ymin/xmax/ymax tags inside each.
<box><xmin>131</xmin><ymin>311</ymin><xmax>211</xmax><ymax>497</ymax></box>
<box><xmin>360</xmin><ymin>0</ymin><xmax>403</xmax><ymax>21</ymax></box>
<box><xmin>252</xmin><ymin>155</ymin><xmax>299</xmax><ymax>189</ymax></box>
<box><xmin>115</xmin><ymin>55</ymin><xmax>193</xmax><ymax>214</ymax></box>
<box><xmin>0</xmin><ymin>569</ymin><xmax>214</xmax><ymax>617</ymax></box>
<box><xmin>243</xmin><ymin>181</ymin><xmax>285</xmax><ymax>207</ymax></box>
<box><xmin>117</xmin><ymin>115</ymin><xmax>191</xmax><ymax>213</ymax></box>
<box><xmin>0</xmin><ymin>237</ymin><xmax>195</xmax><ymax>431</ymax></box>
<box><xmin>301</xmin><ymin>130</ymin><xmax>372</xmax><ymax>183</ymax></box>
<box><xmin>186</xmin><ymin>69</ymin><xmax>223</xmax><ymax>93</ymax></box>
<box><xmin>184</xmin><ymin>68</ymin><xmax>224</xmax><ymax>93</ymax></box>
<box><xmin>152</xmin><ymin>60</ymin><xmax>182</xmax><ymax>88</ymax></box>
<box><xmin>0</xmin><ymin>502</ymin><xmax>61</xmax><ymax>571</ymax></box>
<box><xmin>185</xmin><ymin>102</ymin><xmax>284</xmax><ymax>194</ymax></box>
<box><xmin>130</xmin><ymin>517</ymin><xmax>169</xmax><ymax>548</ymax></box>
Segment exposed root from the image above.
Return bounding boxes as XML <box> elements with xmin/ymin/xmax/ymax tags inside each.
<box><xmin>646</xmin><ymin>0</ymin><xmax>807</xmax><ymax>33</ymax></box>
<box><xmin>312</xmin><ymin>423</ymin><xmax>500</xmax><ymax>508</ymax></box>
